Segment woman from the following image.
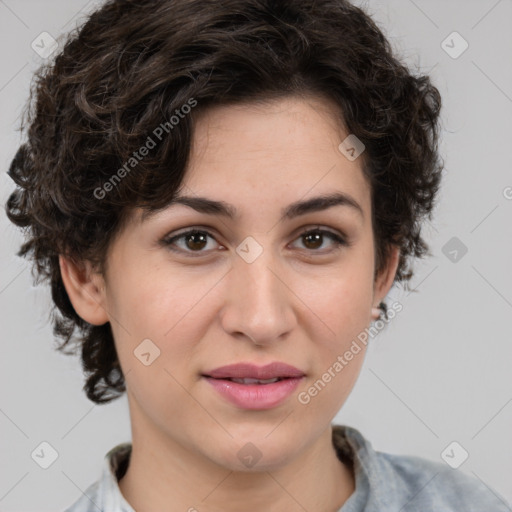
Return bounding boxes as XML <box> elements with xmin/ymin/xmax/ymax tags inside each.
<box><xmin>6</xmin><ymin>0</ymin><xmax>510</xmax><ymax>510</ymax></box>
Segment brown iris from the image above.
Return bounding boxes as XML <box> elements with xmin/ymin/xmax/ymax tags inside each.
<box><xmin>184</xmin><ymin>232</ymin><xmax>208</xmax><ymax>251</ymax></box>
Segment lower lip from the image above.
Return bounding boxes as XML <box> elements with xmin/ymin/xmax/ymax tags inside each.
<box><xmin>203</xmin><ymin>376</ymin><xmax>304</xmax><ymax>410</ymax></box>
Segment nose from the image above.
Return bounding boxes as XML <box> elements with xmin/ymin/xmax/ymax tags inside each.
<box><xmin>220</xmin><ymin>246</ymin><xmax>296</xmax><ymax>346</ymax></box>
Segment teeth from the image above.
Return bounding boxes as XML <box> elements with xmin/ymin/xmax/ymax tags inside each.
<box><xmin>230</xmin><ymin>377</ymin><xmax>281</xmax><ymax>384</ymax></box>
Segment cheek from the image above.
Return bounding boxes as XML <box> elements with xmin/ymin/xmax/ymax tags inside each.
<box><xmin>303</xmin><ymin>260</ymin><xmax>375</xmax><ymax>345</ymax></box>
<box><xmin>105</xmin><ymin>263</ymin><xmax>222</xmax><ymax>386</ymax></box>
<box><xmin>297</xmin><ymin>274</ymin><xmax>371</xmax><ymax>417</ymax></box>
<box><xmin>105</xmin><ymin>259</ymin><xmax>206</xmax><ymax>336</ymax></box>
<box><xmin>296</xmin><ymin>250</ymin><xmax>374</xmax><ymax>406</ymax></box>
<box><xmin>106</xmin><ymin>269</ymin><xmax>204</xmax><ymax>425</ymax></box>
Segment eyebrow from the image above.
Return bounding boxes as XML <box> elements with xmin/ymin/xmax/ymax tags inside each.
<box><xmin>141</xmin><ymin>191</ymin><xmax>364</xmax><ymax>223</ymax></box>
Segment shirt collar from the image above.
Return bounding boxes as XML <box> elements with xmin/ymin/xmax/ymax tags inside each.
<box><xmin>97</xmin><ymin>442</ymin><xmax>135</xmax><ymax>511</ymax></box>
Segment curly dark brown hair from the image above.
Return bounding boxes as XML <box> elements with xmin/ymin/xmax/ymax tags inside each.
<box><xmin>6</xmin><ymin>0</ymin><xmax>443</xmax><ymax>404</ymax></box>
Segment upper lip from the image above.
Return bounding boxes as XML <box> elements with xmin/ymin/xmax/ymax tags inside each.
<box><xmin>203</xmin><ymin>362</ymin><xmax>305</xmax><ymax>380</ymax></box>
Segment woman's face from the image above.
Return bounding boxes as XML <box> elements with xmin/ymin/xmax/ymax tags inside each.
<box><xmin>72</xmin><ymin>95</ymin><xmax>398</xmax><ymax>470</ymax></box>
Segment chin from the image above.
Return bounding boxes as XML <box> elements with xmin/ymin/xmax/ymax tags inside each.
<box><xmin>208</xmin><ymin>433</ymin><xmax>297</xmax><ymax>473</ymax></box>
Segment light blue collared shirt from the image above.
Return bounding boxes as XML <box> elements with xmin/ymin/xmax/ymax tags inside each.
<box><xmin>64</xmin><ymin>424</ymin><xmax>511</xmax><ymax>511</ymax></box>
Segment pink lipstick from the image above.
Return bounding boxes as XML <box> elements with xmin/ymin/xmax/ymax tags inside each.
<box><xmin>202</xmin><ymin>362</ymin><xmax>305</xmax><ymax>410</ymax></box>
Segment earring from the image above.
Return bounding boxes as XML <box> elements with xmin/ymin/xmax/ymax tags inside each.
<box><xmin>371</xmin><ymin>307</ymin><xmax>381</xmax><ymax>320</ymax></box>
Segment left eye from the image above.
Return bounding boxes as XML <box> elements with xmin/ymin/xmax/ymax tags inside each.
<box><xmin>162</xmin><ymin>227</ymin><xmax>347</xmax><ymax>255</ymax></box>
<box><xmin>292</xmin><ymin>228</ymin><xmax>347</xmax><ymax>251</ymax></box>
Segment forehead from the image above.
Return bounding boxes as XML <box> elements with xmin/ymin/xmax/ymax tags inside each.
<box><xmin>136</xmin><ymin>95</ymin><xmax>371</xmax><ymax>225</ymax></box>
<box><xmin>186</xmin><ymin>96</ymin><xmax>369</xmax><ymax>202</ymax></box>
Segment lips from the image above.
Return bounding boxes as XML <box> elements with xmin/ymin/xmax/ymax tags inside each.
<box><xmin>203</xmin><ymin>362</ymin><xmax>305</xmax><ymax>381</ymax></box>
<box><xmin>202</xmin><ymin>362</ymin><xmax>306</xmax><ymax>410</ymax></box>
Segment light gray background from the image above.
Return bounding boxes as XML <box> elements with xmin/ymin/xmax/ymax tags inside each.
<box><xmin>1</xmin><ymin>0</ymin><xmax>511</xmax><ymax>510</ymax></box>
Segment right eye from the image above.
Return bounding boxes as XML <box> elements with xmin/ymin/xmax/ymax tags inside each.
<box><xmin>161</xmin><ymin>228</ymin><xmax>223</xmax><ymax>256</ymax></box>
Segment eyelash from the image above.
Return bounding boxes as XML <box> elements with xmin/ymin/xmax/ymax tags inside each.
<box><xmin>161</xmin><ymin>226</ymin><xmax>348</xmax><ymax>257</ymax></box>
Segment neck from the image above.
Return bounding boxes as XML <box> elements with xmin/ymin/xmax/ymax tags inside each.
<box><xmin>119</xmin><ymin>408</ymin><xmax>354</xmax><ymax>512</ymax></box>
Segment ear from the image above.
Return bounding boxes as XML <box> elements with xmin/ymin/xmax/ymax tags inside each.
<box><xmin>372</xmin><ymin>244</ymin><xmax>400</xmax><ymax>312</ymax></box>
<box><xmin>59</xmin><ymin>254</ymin><xmax>109</xmax><ymax>326</ymax></box>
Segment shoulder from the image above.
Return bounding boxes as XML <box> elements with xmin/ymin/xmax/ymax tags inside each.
<box><xmin>379</xmin><ymin>451</ymin><xmax>510</xmax><ymax>511</ymax></box>
<box><xmin>334</xmin><ymin>425</ymin><xmax>511</xmax><ymax>512</ymax></box>
<box><xmin>63</xmin><ymin>442</ymin><xmax>133</xmax><ymax>512</ymax></box>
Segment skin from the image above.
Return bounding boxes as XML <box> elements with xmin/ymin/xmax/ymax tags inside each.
<box><xmin>60</xmin><ymin>95</ymin><xmax>400</xmax><ymax>512</ymax></box>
